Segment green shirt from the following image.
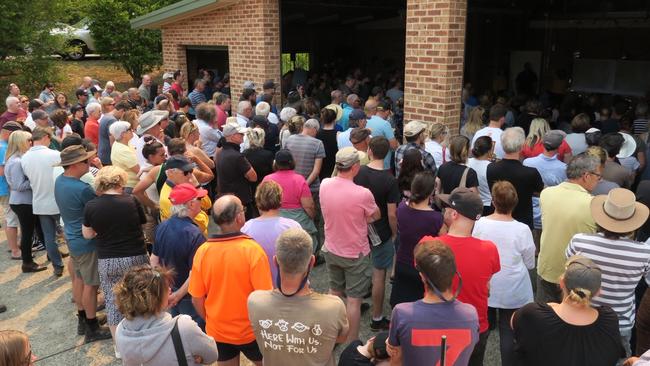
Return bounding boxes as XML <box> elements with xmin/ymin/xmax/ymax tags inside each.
<box><xmin>538</xmin><ymin>182</ymin><xmax>596</xmax><ymax>283</ymax></box>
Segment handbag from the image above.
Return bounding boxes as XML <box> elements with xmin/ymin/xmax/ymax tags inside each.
<box><xmin>171</xmin><ymin>317</ymin><xmax>189</xmax><ymax>366</ymax></box>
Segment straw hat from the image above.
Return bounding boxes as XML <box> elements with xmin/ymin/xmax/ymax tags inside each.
<box><xmin>591</xmin><ymin>188</ymin><xmax>649</xmax><ymax>233</ymax></box>
<box><xmin>54</xmin><ymin>145</ymin><xmax>96</xmax><ymax>167</ymax></box>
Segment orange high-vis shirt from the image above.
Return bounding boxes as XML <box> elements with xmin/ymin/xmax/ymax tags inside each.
<box><xmin>189</xmin><ymin>232</ymin><xmax>273</xmax><ymax>344</ymax></box>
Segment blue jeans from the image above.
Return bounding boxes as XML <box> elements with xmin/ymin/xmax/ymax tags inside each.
<box><xmin>39</xmin><ymin>214</ymin><xmax>63</xmax><ymax>267</ymax></box>
<box><xmin>169</xmin><ymin>295</ymin><xmax>205</xmax><ymax>332</ymax></box>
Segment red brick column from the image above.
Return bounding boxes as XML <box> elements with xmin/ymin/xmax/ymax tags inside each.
<box><xmin>161</xmin><ymin>0</ymin><xmax>281</xmax><ymax>96</ymax></box>
<box><xmin>403</xmin><ymin>0</ymin><xmax>467</xmax><ymax>132</ymax></box>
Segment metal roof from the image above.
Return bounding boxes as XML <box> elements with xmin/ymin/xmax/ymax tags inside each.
<box><xmin>130</xmin><ymin>0</ymin><xmax>235</xmax><ymax>29</ymax></box>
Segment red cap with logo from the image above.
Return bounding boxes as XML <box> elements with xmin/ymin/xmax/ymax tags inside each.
<box><xmin>169</xmin><ymin>183</ymin><xmax>208</xmax><ymax>205</ymax></box>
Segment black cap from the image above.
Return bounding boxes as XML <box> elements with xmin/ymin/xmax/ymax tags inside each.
<box><xmin>438</xmin><ymin>187</ymin><xmax>483</xmax><ymax>221</ymax></box>
<box><xmin>263</xmin><ymin>80</ymin><xmax>277</xmax><ymax>90</ymax></box>
<box><xmin>166</xmin><ymin>155</ymin><xmax>195</xmax><ymax>172</ymax></box>
<box><xmin>75</xmin><ymin>88</ymin><xmax>88</xmax><ymax>97</ymax></box>
<box><xmin>274</xmin><ymin>149</ymin><xmax>294</xmax><ymax>165</ymax></box>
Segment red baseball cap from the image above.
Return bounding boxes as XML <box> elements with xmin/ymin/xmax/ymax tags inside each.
<box><xmin>169</xmin><ymin>183</ymin><xmax>208</xmax><ymax>205</ymax></box>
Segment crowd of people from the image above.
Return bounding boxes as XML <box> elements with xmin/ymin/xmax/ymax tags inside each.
<box><xmin>2</xmin><ymin>70</ymin><xmax>650</xmax><ymax>366</ymax></box>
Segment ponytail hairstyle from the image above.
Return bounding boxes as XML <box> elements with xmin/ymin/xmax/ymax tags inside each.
<box><xmin>471</xmin><ymin>135</ymin><xmax>493</xmax><ymax>158</ymax></box>
<box><xmin>409</xmin><ymin>171</ymin><xmax>436</xmax><ymax>204</ymax></box>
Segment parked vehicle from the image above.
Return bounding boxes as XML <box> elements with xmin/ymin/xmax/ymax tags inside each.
<box><xmin>50</xmin><ymin>19</ymin><xmax>97</xmax><ymax>60</ymax></box>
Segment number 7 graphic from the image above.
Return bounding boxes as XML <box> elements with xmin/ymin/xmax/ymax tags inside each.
<box><xmin>411</xmin><ymin>329</ymin><xmax>472</xmax><ymax>366</ymax></box>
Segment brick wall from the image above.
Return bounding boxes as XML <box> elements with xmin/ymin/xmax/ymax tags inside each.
<box><xmin>403</xmin><ymin>0</ymin><xmax>467</xmax><ymax>133</ymax></box>
<box><xmin>161</xmin><ymin>0</ymin><xmax>281</xmax><ymax>97</ymax></box>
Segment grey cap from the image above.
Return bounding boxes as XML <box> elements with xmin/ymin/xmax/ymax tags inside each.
<box><xmin>222</xmin><ymin>123</ymin><xmax>248</xmax><ymax>137</ymax></box>
<box><xmin>543</xmin><ymin>130</ymin><xmax>565</xmax><ymax>151</ymax></box>
<box><xmin>564</xmin><ymin>255</ymin><xmax>601</xmax><ymax>299</ymax></box>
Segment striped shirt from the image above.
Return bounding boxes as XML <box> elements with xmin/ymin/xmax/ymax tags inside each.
<box><xmin>285</xmin><ymin>134</ymin><xmax>326</xmax><ymax>193</ymax></box>
<box><xmin>566</xmin><ymin>233</ymin><xmax>650</xmax><ymax>331</ymax></box>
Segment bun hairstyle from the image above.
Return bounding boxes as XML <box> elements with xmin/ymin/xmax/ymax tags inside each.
<box><xmin>567</xmin><ymin>287</ymin><xmax>593</xmax><ymax>305</ymax></box>
<box><xmin>472</xmin><ymin>135</ymin><xmax>492</xmax><ymax>158</ymax></box>
<box><xmin>562</xmin><ymin>255</ymin><xmax>601</xmax><ymax>306</ymax></box>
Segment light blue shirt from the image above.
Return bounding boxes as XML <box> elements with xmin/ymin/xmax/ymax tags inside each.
<box><xmin>195</xmin><ymin>119</ymin><xmax>222</xmax><ymax>157</ymax></box>
<box><xmin>523</xmin><ymin>153</ymin><xmax>567</xmax><ymax>229</ymax></box>
<box><xmin>337</xmin><ymin>129</ymin><xmax>353</xmax><ymax>149</ymax></box>
<box><xmin>367</xmin><ymin>115</ymin><xmax>395</xmax><ymax>169</ymax></box>
<box><xmin>339</xmin><ymin>104</ymin><xmax>353</xmax><ymax>131</ymax></box>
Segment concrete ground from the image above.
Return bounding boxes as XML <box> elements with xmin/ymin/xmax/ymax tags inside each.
<box><xmin>0</xmin><ymin>221</ymin><xmax>501</xmax><ymax>366</ymax></box>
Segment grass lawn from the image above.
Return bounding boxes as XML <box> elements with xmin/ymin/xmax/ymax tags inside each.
<box><xmin>56</xmin><ymin>58</ymin><xmax>162</xmax><ymax>102</ymax></box>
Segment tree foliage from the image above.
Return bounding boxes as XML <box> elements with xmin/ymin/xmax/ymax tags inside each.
<box><xmin>0</xmin><ymin>0</ymin><xmax>65</xmax><ymax>98</ymax></box>
<box><xmin>85</xmin><ymin>0</ymin><xmax>177</xmax><ymax>84</ymax></box>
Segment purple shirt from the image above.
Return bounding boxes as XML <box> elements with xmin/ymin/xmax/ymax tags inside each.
<box><xmin>241</xmin><ymin>216</ymin><xmax>301</xmax><ymax>282</ymax></box>
<box><xmin>389</xmin><ymin>300</ymin><xmax>479</xmax><ymax>366</ymax></box>
<box><xmin>396</xmin><ymin>201</ymin><xmax>443</xmax><ymax>266</ymax></box>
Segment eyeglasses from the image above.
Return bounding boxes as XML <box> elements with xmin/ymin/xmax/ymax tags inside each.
<box><xmin>587</xmin><ymin>171</ymin><xmax>602</xmax><ymax>179</ymax></box>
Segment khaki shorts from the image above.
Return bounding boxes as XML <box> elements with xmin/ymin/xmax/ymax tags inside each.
<box><xmin>71</xmin><ymin>251</ymin><xmax>100</xmax><ymax>286</ymax></box>
<box><xmin>324</xmin><ymin>251</ymin><xmax>371</xmax><ymax>298</ymax></box>
<box><xmin>0</xmin><ymin>196</ymin><xmax>19</xmax><ymax>228</ymax></box>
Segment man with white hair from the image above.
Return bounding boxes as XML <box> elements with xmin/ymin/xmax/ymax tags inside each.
<box><xmin>255</xmin><ymin>101</ymin><xmax>279</xmax><ymax>125</ymax></box>
<box><xmin>84</xmin><ymin>102</ymin><xmax>102</xmax><ymax>145</ymax></box>
<box><xmin>487</xmin><ymin>127</ymin><xmax>544</xmax><ymax>230</ymax></box>
<box><xmin>236</xmin><ymin>100</ymin><xmax>253</xmax><ymax>128</ymax></box>
<box><xmin>0</xmin><ymin>96</ymin><xmax>21</xmax><ymax>127</ymax></box>
<box><xmin>151</xmin><ymin>183</ymin><xmax>208</xmax><ymax>328</ymax></box>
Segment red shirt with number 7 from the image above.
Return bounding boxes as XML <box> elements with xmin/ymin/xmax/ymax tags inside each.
<box><xmin>421</xmin><ymin>234</ymin><xmax>501</xmax><ymax>333</ymax></box>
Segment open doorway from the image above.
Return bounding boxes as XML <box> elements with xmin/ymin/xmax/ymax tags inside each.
<box><xmin>185</xmin><ymin>46</ymin><xmax>229</xmax><ymax>88</ymax></box>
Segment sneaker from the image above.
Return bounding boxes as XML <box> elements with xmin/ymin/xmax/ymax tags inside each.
<box><xmin>0</xmin><ymin>304</ymin><xmax>6</xmax><ymax>313</ymax></box>
<box><xmin>53</xmin><ymin>265</ymin><xmax>64</xmax><ymax>277</ymax></box>
<box><xmin>84</xmin><ymin>322</ymin><xmax>112</xmax><ymax>344</ymax></box>
<box><xmin>370</xmin><ymin>317</ymin><xmax>390</xmax><ymax>332</ymax></box>
<box><xmin>32</xmin><ymin>240</ymin><xmax>45</xmax><ymax>252</ymax></box>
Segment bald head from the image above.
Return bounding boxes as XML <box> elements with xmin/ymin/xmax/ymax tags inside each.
<box><xmin>365</xmin><ymin>99</ymin><xmax>378</xmax><ymax>115</ymax></box>
<box><xmin>212</xmin><ymin>195</ymin><xmax>244</xmax><ymax>229</ymax></box>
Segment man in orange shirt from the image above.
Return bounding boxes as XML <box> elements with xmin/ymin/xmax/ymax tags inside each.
<box><xmin>190</xmin><ymin>194</ymin><xmax>273</xmax><ymax>366</ymax></box>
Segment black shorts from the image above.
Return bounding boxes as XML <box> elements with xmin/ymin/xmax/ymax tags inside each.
<box><xmin>216</xmin><ymin>340</ymin><xmax>263</xmax><ymax>362</ymax></box>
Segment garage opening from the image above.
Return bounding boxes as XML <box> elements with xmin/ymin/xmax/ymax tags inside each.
<box><xmin>185</xmin><ymin>46</ymin><xmax>230</xmax><ymax>88</ymax></box>
<box><xmin>280</xmin><ymin>0</ymin><xmax>407</xmax><ymax>104</ymax></box>
<box><xmin>464</xmin><ymin>0</ymin><xmax>650</xmax><ymax>100</ymax></box>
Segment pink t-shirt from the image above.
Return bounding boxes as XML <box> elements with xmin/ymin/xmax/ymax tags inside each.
<box><xmin>263</xmin><ymin>170</ymin><xmax>311</xmax><ymax>209</ymax></box>
<box><xmin>319</xmin><ymin>176</ymin><xmax>378</xmax><ymax>258</ymax></box>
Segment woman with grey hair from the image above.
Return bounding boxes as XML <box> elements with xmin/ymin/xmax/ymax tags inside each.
<box><xmin>244</xmin><ymin>127</ymin><xmax>274</xmax><ymax>215</ymax></box>
<box><xmin>109</xmin><ymin>121</ymin><xmax>140</xmax><ymax>192</ymax></box>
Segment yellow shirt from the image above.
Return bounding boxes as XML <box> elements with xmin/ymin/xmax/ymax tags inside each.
<box><xmin>538</xmin><ymin>182</ymin><xmax>596</xmax><ymax>284</ymax></box>
<box><xmin>159</xmin><ymin>182</ymin><xmax>211</xmax><ymax>237</ymax></box>
<box><xmin>110</xmin><ymin>141</ymin><xmax>139</xmax><ymax>188</ymax></box>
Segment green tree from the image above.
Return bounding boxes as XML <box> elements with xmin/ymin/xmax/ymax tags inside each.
<box><xmin>85</xmin><ymin>0</ymin><xmax>177</xmax><ymax>84</ymax></box>
<box><xmin>0</xmin><ymin>0</ymin><xmax>65</xmax><ymax>99</ymax></box>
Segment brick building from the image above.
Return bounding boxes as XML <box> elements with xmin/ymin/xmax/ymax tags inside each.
<box><xmin>132</xmin><ymin>0</ymin><xmax>466</xmax><ymax>130</ymax></box>
<box><xmin>133</xmin><ymin>0</ymin><xmax>650</xmax><ymax>131</ymax></box>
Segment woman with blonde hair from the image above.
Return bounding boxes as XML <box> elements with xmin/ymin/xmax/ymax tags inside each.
<box><xmin>0</xmin><ymin>330</ymin><xmax>36</xmax><ymax>366</ymax></box>
<box><xmin>82</xmin><ymin>166</ymin><xmax>149</xmax><ymax>349</ymax></box>
<box><xmin>461</xmin><ymin>106</ymin><xmax>485</xmax><ymax>141</ymax></box>
<box><xmin>522</xmin><ymin>118</ymin><xmax>572</xmax><ymax>161</ymax></box>
<box><xmin>436</xmin><ymin>135</ymin><xmax>479</xmax><ymax>194</ymax></box>
<box><xmin>244</xmin><ymin>128</ymin><xmax>274</xmax><ymax>213</ymax></box>
<box><xmin>424</xmin><ymin>122</ymin><xmax>451</xmax><ymax>168</ymax></box>
<box><xmin>114</xmin><ymin>265</ymin><xmax>218</xmax><ymax>366</ymax></box>
<box><xmin>5</xmin><ymin>131</ymin><xmax>45</xmax><ymax>272</ymax></box>
<box><xmin>512</xmin><ymin>256</ymin><xmax>624</xmax><ymax>366</ymax></box>
<box><xmin>180</xmin><ymin>122</ymin><xmax>214</xmax><ymax>169</ymax></box>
